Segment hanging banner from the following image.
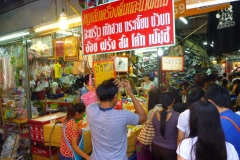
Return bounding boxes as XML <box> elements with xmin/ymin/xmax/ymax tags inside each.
<box><xmin>162</xmin><ymin>56</ymin><xmax>183</xmax><ymax>71</ymax></box>
<box><xmin>174</xmin><ymin>0</ymin><xmax>230</xmax><ymax>19</ymax></box>
<box><xmin>93</xmin><ymin>60</ymin><xmax>116</xmax><ymax>86</ymax></box>
<box><xmin>186</xmin><ymin>0</ymin><xmax>237</xmax><ymax>9</ymax></box>
<box><xmin>82</xmin><ymin>0</ymin><xmax>175</xmax><ymax>55</ymax></box>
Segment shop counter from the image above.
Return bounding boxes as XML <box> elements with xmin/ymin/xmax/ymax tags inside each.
<box><xmin>29</xmin><ymin>112</ymin><xmax>66</xmax><ymax>142</ymax></box>
<box><xmin>46</xmin><ymin>96</ymin><xmax>79</xmax><ymax>107</ymax></box>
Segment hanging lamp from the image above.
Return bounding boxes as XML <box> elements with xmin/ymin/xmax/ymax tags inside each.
<box><xmin>59</xmin><ymin>7</ymin><xmax>68</xmax><ymax>30</ymax></box>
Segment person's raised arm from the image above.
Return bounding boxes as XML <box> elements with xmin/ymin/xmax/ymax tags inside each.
<box><xmin>123</xmin><ymin>80</ymin><xmax>147</xmax><ymax>124</ymax></box>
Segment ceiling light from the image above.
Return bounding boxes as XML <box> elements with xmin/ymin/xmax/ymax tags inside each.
<box><xmin>34</xmin><ymin>16</ymin><xmax>81</xmax><ymax>32</ymax></box>
<box><xmin>59</xmin><ymin>8</ymin><xmax>68</xmax><ymax>30</ymax></box>
<box><xmin>158</xmin><ymin>48</ymin><xmax>163</xmax><ymax>56</ymax></box>
<box><xmin>203</xmin><ymin>42</ymin><xmax>207</xmax><ymax>45</ymax></box>
<box><xmin>179</xmin><ymin>17</ymin><xmax>188</xmax><ymax>24</ymax></box>
<box><xmin>135</xmin><ymin>48</ymin><xmax>157</xmax><ymax>53</ymax></box>
<box><xmin>57</xmin><ymin>31</ymin><xmax>73</xmax><ymax>35</ymax></box>
<box><xmin>0</xmin><ymin>31</ymin><xmax>30</xmax><ymax>42</ymax></box>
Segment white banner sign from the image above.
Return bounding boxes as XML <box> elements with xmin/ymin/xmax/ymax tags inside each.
<box><xmin>162</xmin><ymin>57</ymin><xmax>183</xmax><ymax>71</ymax></box>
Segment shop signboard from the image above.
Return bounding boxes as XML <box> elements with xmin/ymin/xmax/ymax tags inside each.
<box><xmin>93</xmin><ymin>60</ymin><xmax>116</xmax><ymax>86</ymax></box>
<box><xmin>162</xmin><ymin>56</ymin><xmax>183</xmax><ymax>71</ymax></box>
<box><xmin>186</xmin><ymin>0</ymin><xmax>237</xmax><ymax>9</ymax></box>
<box><xmin>174</xmin><ymin>0</ymin><xmax>230</xmax><ymax>19</ymax></box>
<box><xmin>82</xmin><ymin>0</ymin><xmax>175</xmax><ymax>55</ymax></box>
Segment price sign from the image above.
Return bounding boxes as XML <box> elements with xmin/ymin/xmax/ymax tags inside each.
<box><xmin>174</xmin><ymin>0</ymin><xmax>230</xmax><ymax>19</ymax></box>
<box><xmin>162</xmin><ymin>57</ymin><xmax>183</xmax><ymax>71</ymax></box>
<box><xmin>93</xmin><ymin>60</ymin><xmax>116</xmax><ymax>86</ymax></box>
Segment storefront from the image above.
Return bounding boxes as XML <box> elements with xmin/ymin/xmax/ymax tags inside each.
<box><xmin>0</xmin><ymin>0</ymin><xmax>240</xmax><ymax>160</ymax></box>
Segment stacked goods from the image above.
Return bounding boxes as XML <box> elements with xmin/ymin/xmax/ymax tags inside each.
<box><xmin>28</xmin><ymin>112</ymin><xmax>66</xmax><ymax>158</ymax></box>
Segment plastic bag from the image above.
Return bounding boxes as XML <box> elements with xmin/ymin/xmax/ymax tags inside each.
<box><xmin>1</xmin><ymin>133</ymin><xmax>20</xmax><ymax>158</ymax></box>
<box><xmin>2</xmin><ymin>58</ymin><xmax>16</xmax><ymax>91</ymax></box>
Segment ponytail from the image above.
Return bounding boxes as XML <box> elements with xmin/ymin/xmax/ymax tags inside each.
<box><xmin>159</xmin><ymin>92</ymin><xmax>175</xmax><ymax>139</ymax></box>
<box><xmin>66</xmin><ymin>103</ymin><xmax>86</xmax><ymax>121</ymax></box>
<box><xmin>160</xmin><ymin>107</ymin><xmax>167</xmax><ymax>138</ymax></box>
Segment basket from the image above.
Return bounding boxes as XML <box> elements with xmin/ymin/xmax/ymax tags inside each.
<box><xmin>127</xmin><ymin>133</ymin><xmax>136</xmax><ymax>157</ymax></box>
<box><xmin>82</xmin><ymin>130</ymin><xmax>92</xmax><ymax>154</ymax></box>
<box><xmin>81</xmin><ymin>91</ymin><xmax>98</xmax><ymax>107</ymax></box>
<box><xmin>50</xmin><ymin>103</ymin><xmax>58</xmax><ymax>109</ymax></box>
<box><xmin>35</xmin><ymin>90</ymin><xmax>46</xmax><ymax>100</ymax></box>
<box><xmin>127</xmin><ymin>126</ymin><xmax>142</xmax><ymax>157</ymax></box>
<box><xmin>43</xmin><ymin>124</ymin><xmax>93</xmax><ymax>154</ymax></box>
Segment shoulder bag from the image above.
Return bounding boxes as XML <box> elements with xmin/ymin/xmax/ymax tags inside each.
<box><xmin>137</xmin><ymin>111</ymin><xmax>157</xmax><ymax>145</ymax></box>
<box><xmin>221</xmin><ymin>116</ymin><xmax>240</xmax><ymax>132</ymax></box>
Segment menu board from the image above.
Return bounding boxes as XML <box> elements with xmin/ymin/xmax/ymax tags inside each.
<box><xmin>93</xmin><ymin>60</ymin><xmax>116</xmax><ymax>86</ymax></box>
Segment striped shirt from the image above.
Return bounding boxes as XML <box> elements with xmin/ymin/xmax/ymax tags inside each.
<box><xmin>86</xmin><ymin>103</ymin><xmax>139</xmax><ymax>160</ymax></box>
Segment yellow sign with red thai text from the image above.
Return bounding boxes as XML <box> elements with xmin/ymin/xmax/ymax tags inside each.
<box><xmin>93</xmin><ymin>60</ymin><xmax>116</xmax><ymax>87</ymax></box>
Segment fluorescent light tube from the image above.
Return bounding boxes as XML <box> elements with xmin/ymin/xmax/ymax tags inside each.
<box><xmin>179</xmin><ymin>17</ymin><xmax>188</xmax><ymax>24</ymax></box>
<box><xmin>203</xmin><ymin>42</ymin><xmax>207</xmax><ymax>45</ymax></box>
<box><xmin>35</xmin><ymin>17</ymin><xmax>81</xmax><ymax>33</ymax></box>
<box><xmin>0</xmin><ymin>32</ymin><xmax>30</xmax><ymax>42</ymax></box>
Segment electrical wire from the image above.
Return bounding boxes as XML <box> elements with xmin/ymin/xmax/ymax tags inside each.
<box><xmin>49</xmin><ymin>123</ymin><xmax>57</xmax><ymax>160</ymax></box>
<box><xmin>40</xmin><ymin>0</ymin><xmax>54</xmax><ymax>25</ymax></box>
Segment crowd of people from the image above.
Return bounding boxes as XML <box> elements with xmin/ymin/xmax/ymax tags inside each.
<box><xmin>146</xmin><ymin>72</ymin><xmax>240</xmax><ymax>160</ymax></box>
<box><xmin>58</xmin><ymin>71</ymin><xmax>240</xmax><ymax>160</ymax></box>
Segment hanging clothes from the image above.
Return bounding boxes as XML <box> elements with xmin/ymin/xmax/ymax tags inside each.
<box><xmin>207</xmin><ymin>1</ymin><xmax>240</xmax><ymax>55</ymax></box>
<box><xmin>54</xmin><ymin>63</ymin><xmax>62</xmax><ymax>79</ymax></box>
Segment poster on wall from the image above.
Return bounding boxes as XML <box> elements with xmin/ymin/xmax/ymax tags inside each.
<box><xmin>162</xmin><ymin>56</ymin><xmax>183</xmax><ymax>71</ymax></box>
<box><xmin>53</xmin><ymin>36</ymin><xmax>79</xmax><ymax>61</ymax></box>
<box><xmin>93</xmin><ymin>60</ymin><xmax>116</xmax><ymax>86</ymax></box>
<box><xmin>115</xmin><ymin>57</ymin><xmax>128</xmax><ymax>72</ymax></box>
<box><xmin>82</xmin><ymin>0</ymin><xmax>175</xmax><ymax>55</ymax></box>
<box><xmin>186</xmin><ymin>0</ymin><xmax>237</xmax><ymax>9</ymax></box>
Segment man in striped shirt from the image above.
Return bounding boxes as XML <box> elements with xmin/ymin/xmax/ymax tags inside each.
<box><xmin>86</xmin><ymin>78</ymin><xmax>147</xmax><ymax>160</ymax></box>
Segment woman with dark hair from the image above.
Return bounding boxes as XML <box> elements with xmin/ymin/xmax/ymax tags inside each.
<box><xmin>59</xmin><ymin>103</ymin><xmax>90</xmax><ymax>160</ymax></box>
<box><xmin>177</xmin><ymin>87</ymin><xmax>204</xmax><ymax>145</ymax></box>
<box><xmin>151</xmin><ymin>92</ymin><xmax>179</xmax><ymax>160</ymax></box>
<box><xmin>194</xmin><ymin>72</ymin><xmax>209</xmax><ymax>91</ymax></box>
<box><xmin>138</xmin><ymin>74</ymin><xmax>155</xmax><ymax>96</ymax></box>
<box><xmin>173</xmin><ymin>102</ymin><xmax>187</xmax><ymax>113</ymax></box>
<box><xmin>167</xmin><ymin>87</ymin><xmax>182</xmax><ymax>103</ymax></box>
<box><xmin>177</xmin><ymin>100</ymin><xmax>238</xmax><ymax>160</ymax></box>
<box><xmin>147</xmin><ymin>89</ymin><xmax>161</xmax><ymax>111</ymax></box>
<box><xmin>147</xmin><ymin>89</ymin><xmax>162</xmax><ymax>119</ymax></box>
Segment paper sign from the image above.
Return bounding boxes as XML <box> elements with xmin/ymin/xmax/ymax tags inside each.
<box><xmin>93</xmin><ymin>60</ymin><xmax>116</xmax><ymax>86</ymax></box>
<box><xmin>115</xmin><ymin>57</ymin><xmax>128</xmax><ymax>72</ymax></box>
<box><xmin>174</xmin><ymin>0</ymin><xmax>230</xmax><ymax>19</ymax></box>
<box><xmin>162</xmin><ymin>56</ymin><xmax>183</xmax><ymax>71</ymax></box>
<box><xmin>82</xmin><ymin>0</ymin><xmax>175</xmax><ymax>55</ymax></box>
